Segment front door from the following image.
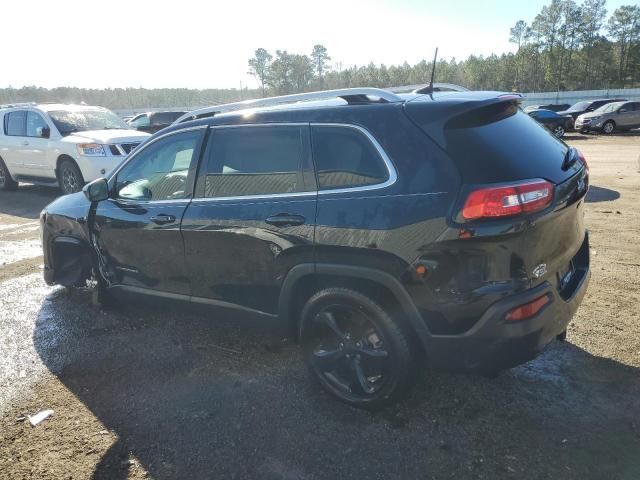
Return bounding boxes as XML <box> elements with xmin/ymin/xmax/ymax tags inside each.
<box><xmin>92</xmin><ymin>127</ymin><xmax>205</xmax><ymax>295</ymax></box>
<box><xmin>181</xmin><ymin>124</ymin><xmax>317</xmax><ymax>315</ymax></box>
<box><xmin>23</xmin><ymin>110</ymin><xmax>53</xmax><ymax>175</ymax></box>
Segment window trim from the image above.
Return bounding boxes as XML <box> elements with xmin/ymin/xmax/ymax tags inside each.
<box><xmin>311</xmin><ymin>123</ymin><xmax>397</xmax><ymax>196</ymax></box>
<box><xmin>189</xmin><ymin>122</ymin><xmax>397</xmax><ymax>203</ymax></box>
<box><xmin>197</xmin><ymin>123</ymin><xmax>311</xmax><ymax>200</ymax></box>
<box><xmin>107</xmin><ymin>125</ymin><xmax>207</xmax><ymax>204</ymax></box>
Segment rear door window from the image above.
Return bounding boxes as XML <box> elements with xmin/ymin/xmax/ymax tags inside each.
<box><xmin>311</xmin><ymin>125</ymin><xmax>389</xmax><ymax>190</ymax></box>
<box><xmin>5</xmin><ymin>111</ymin><xmax>27</xmax><ymax>136</ymax></box>
<box><xmin>201</xmin><ymin>125</ymin><xmax>308</xmax><ymax>198</ymax></box>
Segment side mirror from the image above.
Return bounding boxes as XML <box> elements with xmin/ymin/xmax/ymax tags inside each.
<box><xmin>619</xmin><ymin>108</ymin><xmax>628</xmax><ymax>113</ymax></box>
<box><xmin>36</xmin><ymin>126</ymin><xmax>50</xmax><ymax>138</ymax></box>
<box><xmin>82</xmin><ymin>178</ymin><xmax>109</xmax><ymax>202</ymax></box>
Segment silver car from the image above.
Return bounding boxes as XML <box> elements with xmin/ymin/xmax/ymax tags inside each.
<box><xmin>575</xmin><ymin>101</ymin><xmax>640</xmax><ymax>134</ymax></box>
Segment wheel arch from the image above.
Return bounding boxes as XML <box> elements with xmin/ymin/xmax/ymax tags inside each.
<box><xmin>48</xmin><ymin>235</ymin><xmax>94</xmax><ymax>287</ymax></box>
<box><xmin>55</xmin><ymin>153</ymin><xmax>79</xmax><ymax>177</ymax></box>
<box><xmin>0</xmin><ymin>154</ymin><xmax>17</xmax><ymax>180</ymax></box>
<box><xmin>278</xmin><ymin>264</ymin><xmax>431</xmax><ymax>350</ymax></box>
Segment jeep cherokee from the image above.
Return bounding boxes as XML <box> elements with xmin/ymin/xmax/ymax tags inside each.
<box><xmin>40</xmin><ymin>87</ymin><xmax>591</xmax><ymax>408</ymax></box>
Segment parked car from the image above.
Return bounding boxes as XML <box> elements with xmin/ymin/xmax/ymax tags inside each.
<box><xmin>524</xmin><ymin>103</ymin><xmax>570</xmax><ymax>113</ymax></box>
<box><xmin>527</xmin><ymin>109</ymin><xmax>573</xmax><ymax>137</ymax></box>
<box><xmin>40</xmin><ymin>88</ymin><xmax>590</xmax><ymax>408</ymax></box>
<box><xmin>0</xmin><ymin>103</ymin><xmax>150</xmax><ymax>194</ymax></box>
<box><xmin>575</xmin><ymin>100</ymin><xmax>640</xmax><ymax>134</ymax></box>
<box><xmin>557</xmin><ymin>98</ymin><xmax>628</xmax><ymax>123</ymax></box>
<box><xmin>127</xmin><ymin>111</ymin><xmax>186</xmax><ymax>134</ymax></box>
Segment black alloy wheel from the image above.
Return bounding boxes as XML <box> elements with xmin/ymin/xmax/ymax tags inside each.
<box><xmin>301</xmin><ymin>288</ymin><xmax>415</xmax><ymax>409</ymax></box>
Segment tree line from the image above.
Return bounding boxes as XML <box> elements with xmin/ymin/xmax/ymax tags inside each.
<box><xmin>248</xmin><ymin>1</ymin><xmax>639</xmax><ymax>94</ymax></box>
<box><xmin>1</xmin><ymin>0</ymin><xmax>638</xmax><ymax>110</ymax></box>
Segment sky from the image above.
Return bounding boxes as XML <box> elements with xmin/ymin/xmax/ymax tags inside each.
<box><xmin>1</xmin><ymin>0</ymin><xmax>631</xmax><ymax>90</ymax></box>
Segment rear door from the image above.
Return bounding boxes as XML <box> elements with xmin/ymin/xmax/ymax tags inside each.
<box><xmin>92</xmin><ymin>127</ymin><xmax>205</xmax><ymax>295</ymax></box>
<box><xmin>1</xmin><ymin>110</ymin><xmax>27</xmax><ymax>174</ymax></box>
<box><xmin>621</xmin><ymin>102</ymin><xmax>640</xmax><ymax>128</ymax></box>
<box><xmin>181</xmin><ymin>124</ymin><xmax>316</xmax><ymax>315</ymax></box>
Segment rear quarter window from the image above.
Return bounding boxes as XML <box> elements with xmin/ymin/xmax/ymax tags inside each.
<box><xmin>311</xmin><ymin>125</ymin><xmax>389</xmax><ymax>190</ymax></box>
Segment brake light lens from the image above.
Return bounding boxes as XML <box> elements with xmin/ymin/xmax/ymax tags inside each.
<box><xmin>505</xmin><ymin>294</ymin><xmax>550</xmax><ymax>322</ymax></box>
<box><xmin>462</xmin><ymin>179</ymin><xmax>554</xmax><ymax>220</ymax></box>
<box><xmin>577</xmin><ymin>150</ymin><xmax>589</xmax><ymax>173</ymax></box>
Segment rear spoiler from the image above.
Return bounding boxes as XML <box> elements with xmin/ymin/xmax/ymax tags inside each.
<box><xmin>404</xmin><ymin>92</ymin><xmax>523</xmax><ymax>148</ymax></box>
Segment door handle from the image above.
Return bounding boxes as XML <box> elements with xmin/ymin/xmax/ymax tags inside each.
<box><xmin>150</xmin><ymin>214</ymin><xmax>176</xmax><ymax>225</ymax></box>
<box><xmin>265</xmin><ymin>213</ymin><xmax>306</xmax><ymax>227</ymax></box>
<box><xmin>22</xmin><ymin>141</ymin><xmax>29</xmax><ymax>146</ymax></box>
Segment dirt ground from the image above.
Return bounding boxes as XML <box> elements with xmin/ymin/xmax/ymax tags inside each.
<box><xmin>0</xmin><ymin>133</ymin><xmax>639</xmax><ymax>480</ymax></box>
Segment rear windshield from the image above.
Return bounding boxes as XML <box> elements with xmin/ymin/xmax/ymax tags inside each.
<box><xmin>567</xmin><ymin>101</ymin><xmax>591</xmax><ymax>112</ymax></box>
<box><xmin>442</xmin><ymin>102</ymin><xmax>571</xmax><ymax>184</ymax></box>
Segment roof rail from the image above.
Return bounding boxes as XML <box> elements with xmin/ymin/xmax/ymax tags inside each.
<box><xmin>0</xmin><ymin>102</ymin><xmax>37</xmax><ymax>109</ymax></box>
<box><xmin>174</xmin><ymin>88</ymin><xmax>403</xmax><ymax>124</ymax></box>
<box><xmin>387</xmin><ymin>83</ymin><xmax>469</xmax><ymax>94</ymax></box>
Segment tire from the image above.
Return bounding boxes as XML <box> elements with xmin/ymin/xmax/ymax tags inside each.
<box><xmin>552</xmin><ymin>125</ymin><xmax>565</xmax><ymax>138</ymax></box>
<box><xmin>602</xmin><ymin>120</ymin><xmax>615</xmax><ymax>134</ymax></box>
<box><xmin>58</xmin><ymin>158</ymin><xmax>85</xmax><ymax>194</ymax></box>
<box><xmin>0</xmin><ymin>157</ymin><xmax>18</xmax><ymax>191</ymax></box>
<box><xmin>299</xmin><ymin>287</ymin><xmax>416</xmax><ymax>409</ymax></box>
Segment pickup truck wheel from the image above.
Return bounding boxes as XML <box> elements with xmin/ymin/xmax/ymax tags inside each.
<box><xmin>0</xmin><ymin>157</ymin><xmax>18</xmax><ymax>191</ymax></box>
<box><xmin>58</xmin><ymin>159</ymin><xmax>85</xmax><ymax>194</ymax></box>
<box><xmin>300</xmin><ymin>287</ymin><xmax>416</xmax><ymax>409</ymax></box>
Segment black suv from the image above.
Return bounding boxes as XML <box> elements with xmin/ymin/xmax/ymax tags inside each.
<box><xmin>127</xmin><ymin>111</ymin><xmax>187</xmax><ymax>134</ymax></box>
<box><xmin>40</xmin><ymin>88</ymin><xmax>591</xmax><ymax>408</ymax></box>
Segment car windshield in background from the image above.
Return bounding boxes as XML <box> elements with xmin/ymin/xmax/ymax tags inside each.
<box><xmin>594</xmin><ymin>102</ymin><xmax>623</xmax><ymax>113</ymax></box>
<box><xmin>567</xmin><ymin>101</ymin><xmax>591</xmax><ymax>112</ymax></box>
<box><xmin>49</xmin><ymin>109</ymin><xmax>129</xmax><ymax>135</ymax></box>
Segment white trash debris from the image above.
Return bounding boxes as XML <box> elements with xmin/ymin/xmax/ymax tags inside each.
<box><xmin>28</xmin><ymin>409</ymin><xmax>54</xmax><ymax>427</ymax></box>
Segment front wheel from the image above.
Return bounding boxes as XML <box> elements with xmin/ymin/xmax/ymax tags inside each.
<box><xmin>553</xmin><ymin>125</ymin><xmax>565</xmax><ymax>138</ymax></box>
<box><xmin>58</xmin><ymin>159</ymin><xmax>85</xmax><ymax>194</ymax></box>
<box><xmin>300</xmin><ymin>287</ymin><xmax>416</xmax><ymax>409</ymax></box>
<box><xmin>602</xmin><ymin>120</ymin><xmax>616</xmax><ymax>134</ymax></box>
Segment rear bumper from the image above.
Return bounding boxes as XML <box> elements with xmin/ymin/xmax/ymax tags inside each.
<box><xmin>426</xmin><ymin>232</ymin><xmax>590</xmax><ymax>372</ymax></box>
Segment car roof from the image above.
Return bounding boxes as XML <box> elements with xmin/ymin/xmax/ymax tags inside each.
<box><xmin>0</xmin><ymin>103</ymin><xmax>110</xmax><ymax>113</ymax></box>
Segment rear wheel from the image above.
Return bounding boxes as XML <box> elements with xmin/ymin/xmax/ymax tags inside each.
<box><xmin>0</xmin><ymin>157</ymin><xmax>18</xmax><ymax>191</ymax></box>
<box><xmin>552</xmin><ymin>125</ymin><xmax>565</xmax><ymax>138</ymax></box>
<box><xmin>300</xmin><ymin>287</ymin><xmax>416</xmax><ymax>409</ymax></box>
<box><xmin>58</xmin><ymin>158</ymin><xmax>85</xmax><ymax>194</ymax></box>
<box><xmin>602</xmin><ymin>120</ymin><xmax>616</xmax><ymax>134</ymax></box>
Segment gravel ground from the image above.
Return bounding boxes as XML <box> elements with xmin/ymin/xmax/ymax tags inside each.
<box><xmin>0</xmin><ymin>134</ymin><xmax>639</xmax><ymax>479</ymax></box>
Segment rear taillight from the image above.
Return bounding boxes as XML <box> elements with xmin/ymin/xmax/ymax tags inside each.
<box><xmin>577</xmin><ymin>150</ymin><xmax>589</xmax><ymax>173</ymax></box>
<box><xmin>462</xmin><ymin>179</ymin><xmax>554</xmax><ymax>220</ymax></box>
<box><xmin>505</xmin><ymin>294</ymin><xmax>550</xmax><ymax>322</ymax></box>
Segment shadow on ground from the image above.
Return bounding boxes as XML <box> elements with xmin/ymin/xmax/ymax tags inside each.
<box><xmin>33</xmin><ymin>289</ymin><xmax>640</xmax><ymax>479</ymax></box>
<box><xmin>586</xmin><ymin>185</ymin><xmax>621</xmax><ymax>203</ymax></box>
<box><xmin>0</xmin><ymin>185</ymin><xmax>60</xmax><ymax>219</ymax></box>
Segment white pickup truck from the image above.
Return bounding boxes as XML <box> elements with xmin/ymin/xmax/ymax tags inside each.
<box><xmin>0</xmin><ymin>103</ymin><xmax>150</xmax><ymax>193</ymax></box>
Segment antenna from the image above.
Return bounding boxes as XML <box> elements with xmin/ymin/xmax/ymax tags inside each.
<box><xmin>414</xmin><ymin>48</ymin><xmax>440</xmax><ymax>95</ymax></box>
<box><xmin>429</xmin><ymin>47</ymin><xmax>438</xmax><ymax>93</ymax></box>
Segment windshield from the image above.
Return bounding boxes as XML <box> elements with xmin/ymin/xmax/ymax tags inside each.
<box><xmin>594</xmin><ymin>102</ymin><xmax>623</xmax><ymax>114</ymax></box>
<box><xmin>48</xmin><ymin>109</ymin><xmax>129</xmax><ymax>135</ymax></box>
<box><xmin>567</xmin><ymin>101</ymin><xmax>591</xmax><ymax>112</ymax></box>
